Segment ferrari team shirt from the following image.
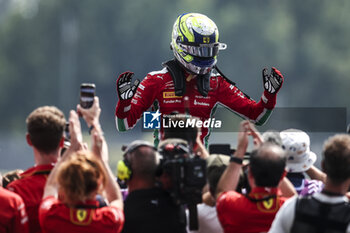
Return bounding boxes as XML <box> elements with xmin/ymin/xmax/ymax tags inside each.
<box><xmin>0</xmin><ymin>187</ymin><xmax>29</xmax><ymax>233</ymax></box>
<box><xmin>39</xmin><ymin>196</ymin><xmax>124</xmax><ymax>233</ymax></box>
<box><xmin>217</xmin><ymin>187</ymin><xmax>288</xmax><ymax>233</ymax></box>
<box><xmin>7</xmin><ymin>164</ymin><xmax>54</xmax><ymax>233</ymax></box>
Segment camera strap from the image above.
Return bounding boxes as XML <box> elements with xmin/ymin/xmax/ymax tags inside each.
<box><xmin>188</xmin><ymin>204</ymin><xmax>199</xmax><ymax>231</ymax></box>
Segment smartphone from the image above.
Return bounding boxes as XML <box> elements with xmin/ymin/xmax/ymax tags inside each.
<box><xmin>64</xmin><ymin>122</ymin><xmax>70</xmax><ymax>142</ymax></box>
<box><xmin>80</xmin><ymin>83</ymin><xmax>96</xmax><ymax>109</ymax></box>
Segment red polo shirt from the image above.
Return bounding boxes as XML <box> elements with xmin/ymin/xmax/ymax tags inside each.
<box><xmin>0</xmin><ymin>187</ymin><xmax>29</xmax><ymax>233</ymax></box>
<box><xmin>7</xmin><ymin>164</ymin><xmax>54</xmax><ymax>233</ymax></box>
<box><xmin>217</xmin><ymin>187</ymin><xmax>288</xmax><ymax>233</ymax></box>
<box><xmin>39</xmin><ymin>196</ymin><xmax>124</xmax><ymax>233</ymax></box>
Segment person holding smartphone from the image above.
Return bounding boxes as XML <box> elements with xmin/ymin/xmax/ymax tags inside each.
<box><xmin>39</xmin><ymin>97</ymin><xmax>124</xmax><ymax>233</ymax></box>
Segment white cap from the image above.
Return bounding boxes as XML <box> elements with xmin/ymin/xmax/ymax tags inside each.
<box><xmin>280</xmin><ymin>129</ymin><xmax>317</xmax><ymax>173</ymax></box>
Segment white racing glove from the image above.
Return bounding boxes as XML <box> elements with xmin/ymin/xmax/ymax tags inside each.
<box><xmin>116</xmin><ymin>71</ymin><xmax>140</xmax><ymax>100</ymax></box>
<box><xmin>262</xmin><ymin>67</ymin><xmax>284</xmax><ymax>94</ymax></box>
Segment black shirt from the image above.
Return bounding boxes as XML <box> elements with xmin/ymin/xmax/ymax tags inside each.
<box><xmin>122</xmin><ymin>187</ymin><xmax>187</xmax><ymax>233</ymax></box>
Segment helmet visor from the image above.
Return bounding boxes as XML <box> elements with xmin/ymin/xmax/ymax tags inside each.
<box><xmin>179</xmin><ymin>42</ymin><xmax>227</xmax><ymax>58</ymax></box>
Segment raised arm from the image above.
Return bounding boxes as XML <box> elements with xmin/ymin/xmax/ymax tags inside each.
<box><xmin>43</xmin><ymin>110</ymin><xmax>84</xmax><ymax>199</ymax></box>
<box><xmin>78</xmin><ymin>96</ymin><xmax>123</xmax><ymax>210</ymax></box>
<box><xmin>216</xmin><ymin>121</ymin><xmax>249</xmax><ymax>199</ymax></box>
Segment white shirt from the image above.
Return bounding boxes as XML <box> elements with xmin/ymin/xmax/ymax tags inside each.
<box><xmin>268</xmin><ymin>193</ymin><xmax>350</xmax><ymax>233</ymax></box>
<box><xmin>186</xmin><ymin>203</ymin><xmax>223</xmax><ymax>233</ymax></box>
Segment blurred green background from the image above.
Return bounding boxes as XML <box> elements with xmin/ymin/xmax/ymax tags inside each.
<box><xmin>1</xmin><ymin>0</ymin><xmax>350</xmax><ymax>172</ymax></box>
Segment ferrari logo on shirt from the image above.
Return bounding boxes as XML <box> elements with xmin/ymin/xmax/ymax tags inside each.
<box><xmin>262</xmin><ymin>198</ymin><xmax>273</xmax><ymax>209</ymax></box>
<box><xmin>70</xmin><ymin>208</ymin><xmax>93</xmax><ymax>225</ymax></box>
<box><xmin>77</xmin><ymin>209</ymin><xmax>87</xmax><ymax>222</ymax></box>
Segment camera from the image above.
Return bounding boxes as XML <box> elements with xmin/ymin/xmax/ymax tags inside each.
<box><xmin>80</xmin><ymin>83</ymin><xmax>96</xmax><ymax>109</ymax></box>
<box><xmin>158</xmin><ymin>139</ymin><xmax>206</xmax><ymax>230</ymax></box>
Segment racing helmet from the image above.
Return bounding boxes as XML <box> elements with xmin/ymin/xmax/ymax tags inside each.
<box><xmin>171</xmin><ymin>13</ymin><xmax>227</xmax><ymax>75</ymax></box>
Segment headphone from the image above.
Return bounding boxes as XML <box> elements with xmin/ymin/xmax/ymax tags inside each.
<box><xmin>117</xmin><ymin>158</ymin><xmax>132</xmax><ymax>181</ymax></box>
<box><xmin>117</xmin><ymin>140</ymin><xmax>156</xmax><ymax>182</ymax></box>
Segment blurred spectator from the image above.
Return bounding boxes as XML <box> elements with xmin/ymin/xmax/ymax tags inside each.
<box><xmin>216</xmin><ymin>121</ymin><xmax>294</xmax><ymax>233</ymax></box>
<box><xmin>269</xmin><ymin>134</ymin><xmax>350</xmax><ymax>233</ymax></box>
<box><xmin>163</xmin><ymin>115</ymin><xmax>209</xmax><ymax>159</ymax></box>
<box><xmin>186</xmin><ymin>154</ymin><xmax>229</xmax><ymax>233</ymax></box>
<box><xmin>39</xmin><ymin>97</ymin><xmax>124</xmax><ymax>233</ymax></box>
<box><xmin>7</xmin><ymin>106</ymin><xmax>66</xmax><ymax>233</ymax></box>
<box><xmin>2</xmin><ymin>169</ymin><xmax>23</xmax><ymax>188</ymax></box>
<box><xmin>280</xmin><ymin>129</ymin><xmax>323</xmax><ymax>195</ymax></box>
<box><xmin>121</xmin><ymin>139</ymin><xmax>186</xmax><ymax>233</ymax></box>
<box><xmin>0</xmin><ymin>173</ymin><xmax>29</xmax><ymax>233</ymax></box>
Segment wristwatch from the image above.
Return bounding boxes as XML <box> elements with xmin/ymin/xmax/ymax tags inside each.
<box><xmin>230</xmin><ymin>156</ymin><xmax>243</xmax><ymax>165</ymax></box>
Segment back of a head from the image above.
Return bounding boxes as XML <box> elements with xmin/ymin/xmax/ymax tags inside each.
<box><xmin>129</xmin><ymin>146</ymin><xmax>159</xmax><ymax>179</ymax></box>
<box><xmin>57</xmin><ymin>151</ymin><xmax>106</xmax><ymax>206</ymax></box>
<box><xmin>250</xmin><ymin>143</ymin><xmax>286</xmax><ymax>187</ymax></box>
<box><xmin>323</xmin><ymin>134</ymin><xmax>350</xmax><ymax>184</ymax></box>
<box><xmin>162</xmin><ymin>115</ymin><xmax>198</xmax><ymax>148</ymax></box>
<box><xmin>26</xmin><ymin>106</ymin><xmax>66</xmax><ymax>154</ymax></box>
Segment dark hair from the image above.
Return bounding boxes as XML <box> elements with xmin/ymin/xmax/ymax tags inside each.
<box><xmin>249</xmin><ymin>143</ymin><xmax>286</xmax><ymax>187</ymax></box>
<box><xmin>162</xmin><ymin>115</ymin><xmax>198</xmax><ymax>148</ymax></box>
<box><xmin>323</xmin><ymin>134</ymin><xmax>350</xmax><ymax>184</ymax></box>
<box><xmin>26</xmin><ymin>106</ymin><xmax>66</xmax><ymax>154</ymax></box>
<box><xmin>2</xmin><ymin>169</ymin><xmax>23</xmax><ymax>188</ymax></box>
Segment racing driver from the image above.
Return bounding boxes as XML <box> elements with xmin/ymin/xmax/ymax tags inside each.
<box><xmin>115</xmin><ymin>12</ymin><xmax>284</xmax><ymax>146</ymax></box>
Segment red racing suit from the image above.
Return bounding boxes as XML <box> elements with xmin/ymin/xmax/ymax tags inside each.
<box><xmin>115</xmin><ymin>68</ymin><xmax>278</xmax><ymax>145</ymax></box>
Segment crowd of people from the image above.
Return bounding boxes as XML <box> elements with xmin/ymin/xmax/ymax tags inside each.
<box><xmin>2</xmin><ymin>12</ymin><xmax>350</xmax><ymax>233</ymax></box>
<box><xmin>1</xmin><ymin>95</ymin><xmax>350</xmax><ymax>233</ymax></box>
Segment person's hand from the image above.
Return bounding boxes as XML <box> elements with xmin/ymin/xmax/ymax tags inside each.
<box><xmin>116</xmin><ymin>71</ymin><xmax>140</xmax><ymax>100</ymax></box>
<box><xmin>194</xmin><ymin>131</ymin><xmax>209</xmax><ymax>159</ymax></box>
<box><xmin>77</xmin><ymin>96</ymin><xmax>101</xmax><ymax>128</ymax></box>
<box><xmin>245</xmin><ymin>121</ymin><xmax>263</xmax><ymax>148</ymax></box>
<box><xmin>61</xmin><ymin>110</ymin><xmax>85</xmax><ymax>159</ymax></box>
<box><xmin>92</xmin><ymin>131</ymin><xmax>107</xmax><ymax>162</ymax></box>
<box><xmin>262</xmin><ymin>67</ymin><xmax>284</xmax><ymax>94</ymax></box>
<box><xmin>236</xmin><ymin>121</ymin><xmax>250</xmax><ymax>158</ymax></box>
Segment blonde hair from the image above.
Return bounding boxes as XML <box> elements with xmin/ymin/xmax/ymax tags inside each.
<box><xmin>57</xmin><ymin>151</ymin><xmax>107</xmax><ymax>205</ymax></box>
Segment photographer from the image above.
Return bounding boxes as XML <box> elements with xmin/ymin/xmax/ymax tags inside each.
<box><xmin>121</xmin><ymin>140</ymin><xmax>186</xmax><ymax>233</ymax></box>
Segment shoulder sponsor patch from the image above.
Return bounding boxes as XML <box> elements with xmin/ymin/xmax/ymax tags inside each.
<box><xmin>163</xmin><ymin>91</ymin><xmax>182</xmax><ymax>99</ymax></box>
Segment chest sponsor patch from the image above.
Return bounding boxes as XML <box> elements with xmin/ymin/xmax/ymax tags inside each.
<box><xmin>163</xmin><ymin>91</ymin><xmax>182</xmax><ymax>99</ymax></box>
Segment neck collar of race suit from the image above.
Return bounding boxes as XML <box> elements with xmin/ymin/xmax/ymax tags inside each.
<box><xmin>162</xmin><ymin>59</ymin><xmax>210</xmax><ymax>97</ymax></box>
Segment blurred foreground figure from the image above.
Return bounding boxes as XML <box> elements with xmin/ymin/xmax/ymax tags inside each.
<box><xmin>269</xmin><ymin>134</ymin><xmax>350</xmax><ymax>233</ymax></box>
<box><xmin>7</xmin><ymin>106</ymin><xmax>66</xmax><ymax>233</ymax></box>
<box><xmin>280</xmin><ymin>129</ymin><xmax>323</xmax><ymax>195</ymax></box>
<box><xmin>0</xmin><ymin>173</ymin><xmax>29</xmax><ymax>233</ymax></box>
<box><xmin>39</xmin><ymin>97</ymin><xmax>124</xmax><ymax>233</ymax></box>
<box><xmin>216</xmin><ymin>121</ymin><xmax>295</xmax><ymax>233</ymax></box>
<box><xmin>120</xmin><ymin>140</ymin><xmax>186</xmax><ymax>233</ymax></box>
